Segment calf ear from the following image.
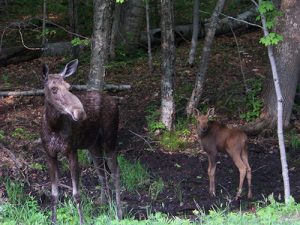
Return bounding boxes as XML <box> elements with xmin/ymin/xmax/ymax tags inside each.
<box><xmin>60</xmin><ymin>59</ymin><xmax>79</xmax><ymax>78</ymax></box>
<box><xmin>42</xmin><ymin>63</ymin><xmax>49</xmax><ymax>81</ymax></box>
<box><xmin>193</xmin><ymin>108</ymin><xmax>200</xmax><ymax>117</ymax></box>
<box><xmin>207</xmin><ymin>108</ymin><xmax>215</xmax><ymax>118</ymax></box>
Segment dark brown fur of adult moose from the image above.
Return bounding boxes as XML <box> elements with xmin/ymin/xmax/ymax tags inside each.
<box><xmin>194</xmin><ymin>108</ymin><xmax>252</xmax><ymax>200</ymax></box>
<box><xmin>40</xmin><ymin>59</ymin><xmax>122</xmax><ymax>224</ymax></box>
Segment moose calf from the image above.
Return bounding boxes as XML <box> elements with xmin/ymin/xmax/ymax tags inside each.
<box><xmin>40</xmin><ymin>59</ymin><xmax>122</xmax><ymax>224</ymax></box>
<box><xmin>194</xmin><ymin>108</ymin><xmax>252</xmax><ymax>199</ymax></box>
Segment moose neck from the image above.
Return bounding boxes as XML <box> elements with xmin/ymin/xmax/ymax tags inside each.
<box><xmin>45</xmin><ymin>101</ymin><xmax>73</xmax><ymax>134</ymax></box>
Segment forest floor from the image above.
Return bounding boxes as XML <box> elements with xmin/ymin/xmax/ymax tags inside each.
<box><xmin>1</xmin><ymin>30</ymin><xmax>300</xmax><ymax>219</ymax></box>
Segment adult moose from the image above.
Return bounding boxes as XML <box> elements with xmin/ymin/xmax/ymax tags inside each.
<box><xmin>40</xmin><ymin>59</ymin><xmax>122</xmax><ymax>224</ymax></box>
<box><xmin>194</xmin><ymin>108</ymin><xmax>252</xmax><ymax>200</ymax></box>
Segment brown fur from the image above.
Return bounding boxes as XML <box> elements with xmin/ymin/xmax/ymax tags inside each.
<box><xmin>40</xmin><ymin>60</ymin><xmax>122</xmax><ymax>224</ymax></box>
<box><xmin>194</xmin><ymin>108</ymin><xmax>252</xmax><ymax>199</ymax></box>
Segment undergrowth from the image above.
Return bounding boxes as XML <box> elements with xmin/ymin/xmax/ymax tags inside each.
<box><xmin>240</xmin><ymin>78</ymin><xmax>263</xmax><ymax>122</ymax></box>
<box><xmin>117</xmin><ymin>155</ymin><xmax>150</xmax><ymax>192</ymax></box>
<box><xmin>1</xmin><ymin>182</ymin><xmax>300</xmax><ymax>225</ymax></box>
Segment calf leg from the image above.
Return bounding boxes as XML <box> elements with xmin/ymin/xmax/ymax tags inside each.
<box><xmin>67</xmin><ymin>150</ymin><xmax>84</xmax><ymax>225</ymax></box>
<box><xmin>207</xmin><ymin>152</ymin><xmax>217</xmax><ymax>196</ymax></box>
<box><xmin>47</xmin><ymin>154</ymin><xmax>59</xmax><ymax>225</ymax></box>
<box><xmin>106</xmin><ymin>151</ymin><xmax>122</xmax><ymax>219</ymax></box>
<box><xmin>230</xmin><ymin>152</ymin><xmax>247</xmax><ymax>199</ymax></box>
<box><xmin>241</xmin><ymin>148</ymin><xmax>252</xmax><ymax>199</ymax></box>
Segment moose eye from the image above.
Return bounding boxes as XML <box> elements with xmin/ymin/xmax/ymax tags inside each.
<box><xmin>51</xmin><ymin>87</ymin><xmax>58</xmax><ymax>94</ymax></box>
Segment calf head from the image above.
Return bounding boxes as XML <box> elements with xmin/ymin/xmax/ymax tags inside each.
<box><xmin>193</xmin><ymin>108</ymin><xmax>214</xmax><ymax>133</ymax></box>
<box><xmin>42</xmin><ymin>59</ymin><xmax>87</xmax><ymax>121</ymax></box>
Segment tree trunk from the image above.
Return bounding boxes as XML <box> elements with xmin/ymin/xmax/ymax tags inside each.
<box><xmin>42</xmin><ymin>0</ymin><xmax>47</xmax><ymax>45</ymax></box>
<box><xmin>118</xmin><ymin>0</ymin><xmax>145</xmax><ymax>53</ymax></box>
<box><xmin>260</xmin><ymin>0</ymin><xmax>300</xmax><ymax>128</ymax></box>
<box><xmin>186</xmin><ymin>0</ymin><xmax>226</xmax><ymax>115</ymax></box>
<box><xmin>160</xmin><ymin>0</ymin><xmax>175</xmax><ymax>131</ymax></box>
<box><xmin>88</xmin><ymin>0</ymin><xmax>113</xmax><ymax>91</ymax></box>
<box><xmin>259</xmin><ymin>0</ymin><xmax>291</xmax><ymax>203</ymax></box>
<box><xmin>188</xmin><ymin>0</ymin><xmax>200</xmax><ymax>66</ymax></box>
<box><xmin>68</xmin><ymin>0</ymin><xmax>80</xmax><ymax>57</ymax></box>
<box><xmin>145</xmin><ymin>0</ymin><xmax>153</xmax><ymax>72</ymax></box>
<box><xmin>109</xmin><ymin>2</ymin><xmax>121</xmax><ymax>59</ymax></box>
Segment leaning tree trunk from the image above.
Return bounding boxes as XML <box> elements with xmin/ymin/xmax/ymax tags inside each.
<box><xmin>186</xmin><ymin>0</ymin><xmax>226</xmax><ymax>115</ymax></box>
<box><xmin>68</xmin><ymin>0</ymin><xmax>80</xmax><ymax>57</ymax></box>
<box><xmin>88</xmin><ymin>0</ymin><xmax>113</xmax><ymax>91</ymax></box>
<box><xmin>188</xmin><ymin>0</ymin><xmax>200</xmax><ymax>66</ymax></box>
<box><xmin>160</xmin><ymin>0</ymin><xmax>176</xmax><ymax>131</ymax></box>
<box><xmin>260</xmin><ymin>0</ymin><xmax>300</xmax><ymax>128</ymax></box>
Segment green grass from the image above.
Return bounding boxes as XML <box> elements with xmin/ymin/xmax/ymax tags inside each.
<box><xmin>149</xmin><ymin>177</ymin><xmax>165</xmax><ymax>200</ymax></box>
<box><xmin>117</xmin><ymin>155</ymin><xmax>150</xmax><ymax>192</ymax></box>
<box><xmin>287</xmin><ymin>130</ymin><xmax>300</xmax><ymax>150</ymax></box>
<box><xmin>1</xmin><ymin>187</ymin><xmax>300</xmax><ymax>225</ymax></box>
<box><xmin>160</xmin><ymin>131</ymin><xmax>186</xmax><ymax>151</ymax></box>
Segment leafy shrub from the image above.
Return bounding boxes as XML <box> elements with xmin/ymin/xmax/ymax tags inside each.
<box><xmin>240</xmin><ymin>78</ymin><xmax>263</xmax><ymax>122</ymax></box>
<box><xmin>145</xmin><ymin>103</ymin><xmax>166</xmax><ymax>133</ymax></box>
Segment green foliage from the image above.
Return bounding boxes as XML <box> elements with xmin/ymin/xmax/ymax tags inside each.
<box><xmin>0</xmin><ymin>196</ymin><xmax>48</xmax><ymax>225</ymax></box>
<box><xmin>117</xmin><ymin>155</ymin><xmax>150</xmax><ymax>192</ymax></box>
<box><xmin>71</xmin><ymin>38</ymin><xmax>90</xmax><ymax>47</ymax></box>
<box><xmin>1</xmin><ymin>73</ymin><xmax>11</xmax><ymax>88</ymax></box>
<box><xmin>37</xmin><ymin>28</ymin><xmax>57</xmax><ymax>40</ymax></box>
<box><xmin>240</xmin><ymin>78</ymin><xmax>263</xmax><ymax>122</ymax></box>
<box><xmin>0</xmin><ymin>130</ymin><xmax>5</xmax><ymax>141</ymax></box>
<box><xmin>5</xmin><ymin>179</ymin><xmax>27</xmax><ymax>204</ymax></box>
<box><xmin>257</xmin><ymin>0</ymin><xmax>284</xmax><ymax>46</ymax></box>
<box><xmin>78</xmin><ymin>150</ymin><xmax>90</xmax><ymax>167</ymax></box>
<box><xmin>145</xmin><ymin>103</ymin><xmax>166</xmax><ymax>133</ymax></box>
<box><xmin>148</xmin><ymin>177</ymin><xmax>165</xmax><ymax>200</ymax></box>
<box><xmin>260</xmin><ymin>32</ymin><xmax>283</xmax><ymax>46</ymax></box>
<box><xmin>287</xmin><ymin>130</ymin><xmax>300</xmax><ymax>150</ymax></box>
<box><xmin>160</xmin><ymin>131</ymin><xmax>186</xmax><ymax>151</ymax></box>
<box><xmin>56</xmin><ymin>196</ymin><xmax>95</xmax><ymax>225</ymax></box>
<box><xmin>195</xmin><ymin>195</ymin><xmax>300</xmax><ymax>225</ymax></box>
<box><xmin>30</xmin><ymin>163</ymin><xmax>45</xmax><ymax>171</ymax></box>
<box><xmin>11</xmin><ymin>127</ymin><xmax>37</xmax><ymax>141</ymax></box>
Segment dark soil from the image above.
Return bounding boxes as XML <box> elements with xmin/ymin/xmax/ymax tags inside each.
<box><xmin>1</xmin><ymin>30</ymin><xmax>300</xmax><ymax>219</ymax></box>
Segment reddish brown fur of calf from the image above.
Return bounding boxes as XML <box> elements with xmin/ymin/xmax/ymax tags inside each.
<box><xmin>194</xmin><ymin>108</ymin><xmax>252</xmax><ymax>199</ymax></box>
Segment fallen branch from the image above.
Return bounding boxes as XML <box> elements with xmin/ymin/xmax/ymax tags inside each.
<box><xmin>0</xmin><ymin>84</ymin><xmax>131</xmax><ymax>97</ymax></box>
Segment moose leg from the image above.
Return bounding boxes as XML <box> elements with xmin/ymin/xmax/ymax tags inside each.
<box><xmin>230</xmin><ymin>152</ymin><xmax>247</xmax><ymax>199</ymax></box>
<box><xmin>106</xmin><ymin>151</ymin><xmax>122</xmax><ymax>219</ymax></box>
<box><xmin>67</xmin><ymin>150</ymin><xmax>84</xmax><ymax>225</ymax></box>
<box><xmin>89</xmin><ymin>149</ymin><xmax>109</xmax><ymax>205</ymax></box>
<box><xmin>207</xmin><ymin>152</ymin><xmax>217</xmax><ymax>196</ymax></box>
<box><xmin>241</xmin><ymin>148</ymin><xmax>252</xmax><ymax>199</ymax></box>
<box><xmin>47</xmin><ymin>154</ymin><xmax>59</xmax><ymax>225</ymax></box>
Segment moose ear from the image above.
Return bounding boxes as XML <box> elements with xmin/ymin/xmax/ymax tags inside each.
<box><xmin>60</xmin><ymin>59</ymin><xmax>79</xmax><ymax>78</ymax></box>
<box><xmin>42</xmin><ymin>63</ymin><xmax>49</xmax><ymax>81</ymax></box>
<box><xmin>206</xmin><ymin>108</ymin><xmax>215</xmax><ymax>118</ymax></box>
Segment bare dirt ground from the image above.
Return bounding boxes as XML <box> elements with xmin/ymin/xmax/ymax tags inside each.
<box><xmin>1</xmin><ymin>30</ymin><xmax>300</xmax><ymax>218</ymax></box>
